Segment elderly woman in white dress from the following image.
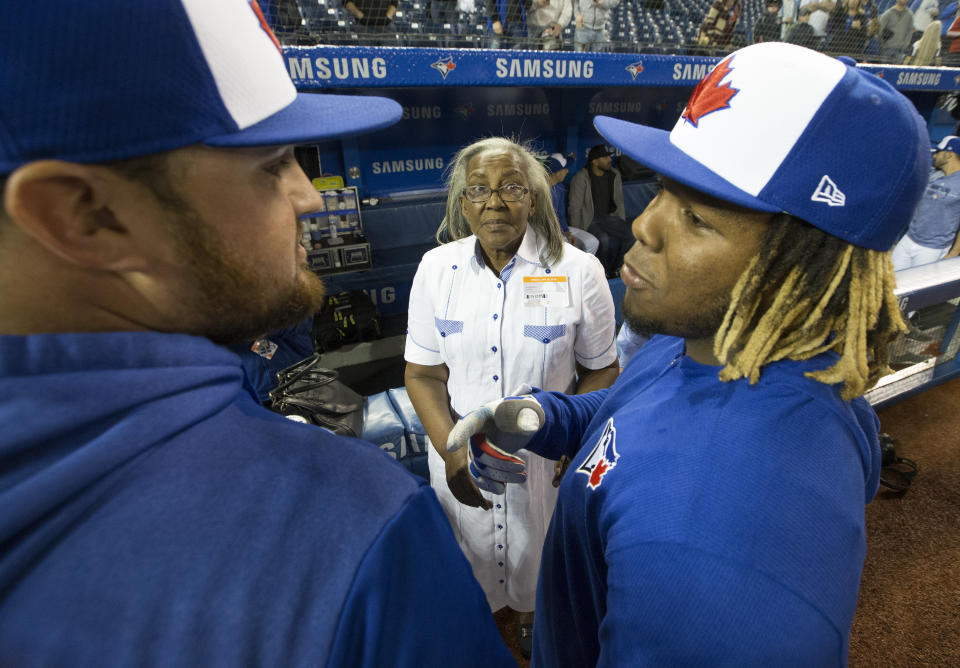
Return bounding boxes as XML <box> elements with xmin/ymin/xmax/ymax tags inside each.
<box><xmin>404</xmin><ymin>137</ymin><xmax>619</xmax><ymax>656</ymax></box>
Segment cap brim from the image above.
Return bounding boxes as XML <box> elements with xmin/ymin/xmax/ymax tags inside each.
<box><xmin>595</xmin><ymin>116</ymin><xmax>780</xmax><ymax>214</ymax></box>
<box><xmin>204</xmin><ymin>92</ymin><xmax>402</xmax><ymax>147</ymax></box>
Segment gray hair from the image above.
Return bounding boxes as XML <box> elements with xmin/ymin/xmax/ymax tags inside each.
<box><xmin>436</xmin><ymin>137</ymin><xmax>565</xmax><ymax>266</ymax></box>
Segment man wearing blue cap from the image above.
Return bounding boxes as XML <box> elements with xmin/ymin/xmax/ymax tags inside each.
<box><xmin>448</xmin><ymin>42</ymin><xmax>929</xmax><ymax>665</ymax></box>
<box><xmin>891</xmin><ymin>135</ymin><xmax>960</xmax><ymax>271</ymax></box>
<box><xmin>0</xmin><ymin>2</ymin><xmax>515</xmax><ymax>666</ymax></box>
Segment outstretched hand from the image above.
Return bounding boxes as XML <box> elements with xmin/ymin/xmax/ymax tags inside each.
<box><xmin>444</xmin><ymin>446</ymin><xmax>492</xmax><ymax>510</ymax></box>
<box><xmin>447</xmin><ymin>396</ymin><xmax>545</xmax><ymax>495</ymax></box>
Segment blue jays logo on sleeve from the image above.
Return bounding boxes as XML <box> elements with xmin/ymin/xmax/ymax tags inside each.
<box><xmin>431</xmin><ymin>57</ymin><xmax>457</xmax><ymax>80</ymax></box>
<box><xmin>576</xmin><ymin>418</ymin><xmax>619</xmax><ymax>490</ymax></box>
<box><xmin>681</xmin><ymin>55</ymin><xmax>737</xmax><ymax>128</ymax></box>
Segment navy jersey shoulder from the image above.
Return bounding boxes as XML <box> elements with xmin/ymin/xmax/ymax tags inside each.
<box><xmin>0</xmin><ymin>332</ymin><xmax>514</xmax><ymax>668</ymax></box>
<box><xmin>533</xmin><ymin>335</ymin><xmax>880</xmax><ymax>667</ymax></box>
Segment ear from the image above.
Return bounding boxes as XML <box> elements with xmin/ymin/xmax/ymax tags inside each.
<box><xmin>3</xmin><ymin>161</ymin><xmax>151</xmax><ymax>272</ymax></box>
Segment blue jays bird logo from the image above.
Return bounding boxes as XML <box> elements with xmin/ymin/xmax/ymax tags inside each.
<box><xmin>626</xmin><ymin>62</ymin><xmax>644</xmax><ymax>80</ymax></box>
<box><xmin>431</xmin><ymin>57</ymin><xmax>457</xmax><ymax>79</ymax></box>
<box><xmin>576</xmin><ymin>418</ymin><xmax>619</xmax><ymax>490</ymax></box>
<box><xmin>454</xmin><ymin>102</ymin><xmax>474</xmax><ymax>119</ymax></box>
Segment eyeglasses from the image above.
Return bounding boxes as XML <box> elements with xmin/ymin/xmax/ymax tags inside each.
<box><xmin>462</xmin><ymin>183</ymin><xmax>530</xmax><ymax>203</ymax></box>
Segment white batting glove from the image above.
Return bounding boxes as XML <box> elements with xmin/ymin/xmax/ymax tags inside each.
<box><xmin>447</xmin><ymin>395</ymin><xmax>545</xmax><ymax>494</ymax></box>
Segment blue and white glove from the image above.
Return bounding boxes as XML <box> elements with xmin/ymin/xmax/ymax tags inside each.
<box><xmin>447</xmin><ymin>395</ymin><xmax>545</xmax><ymax>494</ymax></box>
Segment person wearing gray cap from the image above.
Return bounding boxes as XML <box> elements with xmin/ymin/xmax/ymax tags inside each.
<box><xmin>0</xmin><ymin>2</ymin><xmax>515</xmax><ymax>666</ymax></box>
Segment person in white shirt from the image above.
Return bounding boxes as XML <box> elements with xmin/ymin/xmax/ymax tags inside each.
<box><xmin>404</xmin><ymin>136</ymin><xmax>619</xmax><ymax>658</ymax></box>
<box><xmin>799</xmin><ymin>0</ymin><xmax>833</xmax><ymax>38</ymax></box>
<box><xmin>527</xmin><ymin>0</ymin><xmax>574</xmax><ymax>50</ymax></box>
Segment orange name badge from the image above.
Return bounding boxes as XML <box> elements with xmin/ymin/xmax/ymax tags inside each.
<box><xmin>523</xmin><ymin>275</ymin><xmax>570</xmax><ymax>308</ymax></box>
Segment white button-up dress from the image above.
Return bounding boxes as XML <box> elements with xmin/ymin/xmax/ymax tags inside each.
<box><xmin>404</xmin><ymin>227</ymin><xmax>617</xmax><ymax>611</ymax></box>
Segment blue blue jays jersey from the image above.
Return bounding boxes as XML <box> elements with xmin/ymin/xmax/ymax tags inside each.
<box><xmin>228</xmin><ymin>318</ymin><xmax>315</xmax><ymax>402</ymax></box>
<box><xmin>527</xmin><ymin>335</ymin><xmax>882</xmax><ymax>666</ymax></box>
<box><xmin>0</xmin><ymin>332</ymin><xmax>516</xmax><ymax>668</ymax></box>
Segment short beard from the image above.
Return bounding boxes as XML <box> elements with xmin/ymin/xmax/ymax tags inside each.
<box><xmin>111</xmin><ymin>154</ymin><xmax>326</xmax><ymax>345</ymax></box>
<box><xmin>622</xmin><ymin>291</ymin><xmax>730</xmax><ymax>342</ymax></box>
<box><xmin>166</xmin><ymin>208</ymin><xmax>326</xmax><ymax>345</ymax></box>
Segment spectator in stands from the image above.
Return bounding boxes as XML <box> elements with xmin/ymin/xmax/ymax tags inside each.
<box><xmin>545</xmin><ymin>153</ymin><xmax>599</xmax><ymax>254</ymax></box>
<box><xmin>527</xmin><ymin>0</ymin><xmax>573</xmax><ymax>50</ymax></box>
<box><xmin>825</xmin><ymin>0</ymin><xmax>870</xmax><ymax>55</ymax></box>
<box><xmin>569</xmin><ymin>144</ymin><xmax>634</xmax><ymax>277</ymax></box>
<box><xmin>878</xmin><ymin>0</ymin><xmax>914</xmax><ymax>61</ymax></box>
<box><xmin>0</xmin><ymin>1</ymin><xmax>517</xmax><ymax>666</ymax></box>
<box><xmin>798</xmin><ymin>0</ymin><xmax>834</xmax><ymax>44</ymax></box>
<box><xmin>945</xmin><ymin>7</ymin><xmax>960</xmax><ymax>66</ymax></box>
<box><xmin>487</xmin><ymin>0</ymin><xmax>527</xmax><ymax>48</ymax></box>
<box><xmin>912</xmin><ymin>0</ymin><xmax>939</xmax><ymax>38</ymax></box>
<box><xmin>344</xmin><ymin>0</ymin><xmax>397</xmax><ymax>43</ymax></box>
<box><xmin>264</xmin><ymin>0</ymin><xmax>311</xmax><ymax>43</ymax></box>
<box><xmin>787</xmin><ymin>5</ymin><xmax>819</xmax><ymax>45</ymax></box>
<box><xmin>404</xmin><ymin>137</ymin><xmax>619</xmax><ymax>660</ymax></box>
<box><xmin>781</xmin><ymin>0</ymin><xmax>798</xmax><ymax>38</ymax></box>
<box><xmin>892</xmin><ymin>136</ymin><xmax>960</xmax><ymax>271</ymax></box>
<box><xmin>753</xmin><ymin>0</ymin><xmax>784</xmax><ymax>42</ymax></box>
<box><xmin>697</xmin><ymin>0</ymin><xmax>743</xmax><ymax>48</ymax></box>
<box><xmin>906</xmin><ymin>8</ymin><xmax>940</xmax><ymax>65</ymax></box>
<box><xmin>574</xmin><ymin>0</ymin><xmax>620</xmax><ymax>52</ymax></box>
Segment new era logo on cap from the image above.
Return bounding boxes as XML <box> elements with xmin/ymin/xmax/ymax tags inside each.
<box><xmin>594</xmin><ymin>42</ymin><xmax>930</xmax><ymax>250</ymax></box>
<box><xmin>811</xmin><ymin>175</ymin><xmax>846</xmax><ymax>207</ymax></box>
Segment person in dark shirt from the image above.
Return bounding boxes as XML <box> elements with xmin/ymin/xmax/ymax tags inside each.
<box><xmin>753</xmin><ymin>0</ymin><xmax>783</xmax><ymax>42</ymax></box>
<box><xmin>698</xmin><ymin>0</ymin><xmax>743</xmax><ymax>48</ymax></box>
<box><xmin>825</xmin><ymin>0</ymin><xmax>870</xmax><ymax>55</ymax></box>
<box><xmin>545</xmin><ymin>153</ymin><xmax>600</xmax><ymax>254</ymax></box>
<box><xmin>344</xmin><ymin>0</ymin><xmax>397</xmax><ymax>44</ymax></box>
<box><xmin>486</xmin><ymin>0</ymin><xmax>527</xmax><ymax>47</ymax></box>
<box><xmin>568</xmin><ymin>145</ymin><xmax>633</xmax><ymax>276</ymax></box>
<box><xmin>786</xmin><ymin>6</ymin><xmax>819</xmax><ymax>48</ymax></box>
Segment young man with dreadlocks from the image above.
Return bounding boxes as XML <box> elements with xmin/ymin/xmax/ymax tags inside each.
<box><xmin>447</xmin><ymin>42</ymin><xmax>928</xmax><ymax>665</ymax></box>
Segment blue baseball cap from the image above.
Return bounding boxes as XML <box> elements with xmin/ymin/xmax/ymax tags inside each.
<box><xmin>594</xmin><ymin>42</ymin><xmax>930</xmax><ymax>251</ymax></box>
<box><xmin>0</xmin><ymin>0</ymin><xmax>402</xmax><ymax>173</ymax></box>
<box><xmin>933</xmin><ymin>136</ymin><xmax>960</xmax><ymax>155</ymax></box>
<box><xmin>544</xmin><ymin>153</ymin><xmax>568</xmax><ymax>174</ymax></box>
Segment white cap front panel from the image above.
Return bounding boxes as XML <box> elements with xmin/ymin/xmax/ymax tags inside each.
<box><xmin>669</xmin><ymin>43</ymin><xmax>846</xmax><ymax>197</ymax></box>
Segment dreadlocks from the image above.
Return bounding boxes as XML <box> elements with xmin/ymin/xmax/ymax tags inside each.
<box><xmin>714</xmin><ymin>213</ymin><xmax>905</xmax><ymax>401</ymax></box>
